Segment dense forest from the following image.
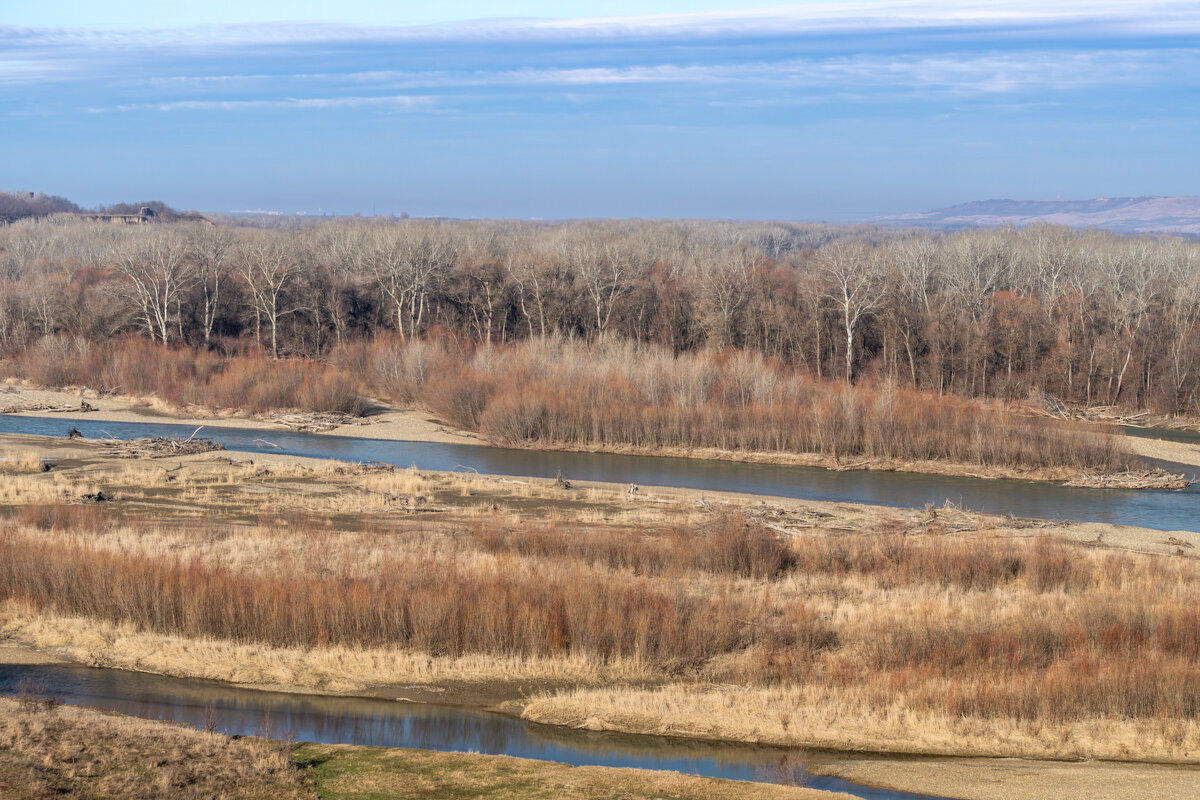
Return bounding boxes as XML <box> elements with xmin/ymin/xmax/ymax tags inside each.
<box><xmin>0</xmin><ymin>212</ymin><xmax>1197</xmax><ymax>416</ymax></box>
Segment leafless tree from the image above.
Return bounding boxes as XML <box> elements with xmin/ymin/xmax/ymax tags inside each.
<box><xmin>187</xmin><ymin>223</ymin><xmax>234</xmax><ymax>345</ymax></box>
<box><xmin>237</xmin><ymin>233</ymin><xmax>303</xmax><ymax>358</ymax></box>
<box><xmin>819</xmin><ymin>239</ymin><xmax>885</xmax><ymax>383</ymax></box>
<box><xmin>110</xmin><ymin>230</ymin><xmax>191</xmax><ymax>343</ymax></box>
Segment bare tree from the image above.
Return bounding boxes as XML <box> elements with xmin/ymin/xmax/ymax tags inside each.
<box><xmin>366</xmin><ymin>222</ymin><xmax>454</xmax><ymax>340</ymax></box>
<box><xmin>560</xmin><ymin>226</ymin><xmax>637</xmax><ymax>337</ymax></box>
<box><xmin>237</xmin><ymin>233</ymin><xmax>303</xmax><ymax>358</ymax></box>
<box><xmin>187</xmin><ymin>224</ymin><xmax>234</xmax><ymax>346</ymax></box>
<box><xmin>819</xmin><ymin>240</ymin><xmax>885</xmax><ymax>383</ymax></box>
<box><xmin>110</xmin><ymin>230</ymin><xmax>191</xmax><ymax>344</ymax></box>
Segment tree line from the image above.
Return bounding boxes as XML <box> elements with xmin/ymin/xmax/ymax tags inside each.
<box><xmin>1</xmin><ymin>214</ymin><xmax>1197</xmax><ymax>414</ymax></box>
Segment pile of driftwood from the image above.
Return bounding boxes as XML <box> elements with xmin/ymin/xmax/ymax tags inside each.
<box><xmin>0</xmin><ymin>401</ymin><xmax>95</xmax><ymax>414</ymax></box>
<box><xmin>268</xmin><ymin>412</ymin><xmax>369</xmax><ymax>432</ymax></box>
<box><xmin>1065</xmin><ymin>470</ymin><xmax>1193</xmax><ymax>490</ymax></box>
<box><xmin>101</xmin><ymin>436</ymin><xmax>225</xmax><ymax>459</ymax></box>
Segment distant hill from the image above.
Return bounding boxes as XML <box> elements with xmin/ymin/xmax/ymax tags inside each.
<box><xmin>0</xmin><ymin>191</ymin><xmax>80</xmax><ymax>223</ymax></box>
<box><xmin>875</xmin><ymin>197</ymin><xmax>1200</xmax><ymax>235</ymax></box>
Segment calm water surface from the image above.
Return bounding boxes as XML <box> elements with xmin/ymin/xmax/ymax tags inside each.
<box><xmin>2</xmin><ymin>414</ymin><xmax>1196</xmax><ymax>531</ymax></box>
<box><xmin>0</xmin><ymin>663</ymin><xmax>951</xmax><ymax>800</ymax></box>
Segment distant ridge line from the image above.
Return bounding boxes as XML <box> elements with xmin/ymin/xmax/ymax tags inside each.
<box><xmin>873</xmin><ymin>196</ymin><xmax>1200</xmax><ymax>235</ymax></box>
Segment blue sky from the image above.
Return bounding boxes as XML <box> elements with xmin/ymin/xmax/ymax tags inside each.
<box><xmin>2</xmin><ymin>1</ymin><xmax>1198</xmax><ymax>219</ymax></box>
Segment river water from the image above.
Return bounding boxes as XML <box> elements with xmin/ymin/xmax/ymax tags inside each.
<box><xmin>1</xmin><ymin>414</ymin><xmax>1196</xmax><ymax>531</ymax></box>
<box><xmin>0</xmin><ymin>662</ymin><xmax>949</xmax><ymax>800</ymax></box>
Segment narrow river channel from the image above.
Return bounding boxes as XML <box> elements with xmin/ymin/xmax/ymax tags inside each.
<box><xmin>1</xmin><ymin>414</ymin><xmax>1196</xmax><ymax>531</ymax></box>
<box><xmin>0</xmin><ymin>662</ymin><xmax>952</xmax><ymax>800</ymax></box>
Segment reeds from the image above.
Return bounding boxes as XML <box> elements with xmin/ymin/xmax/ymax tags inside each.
<box><xmin>357</xmin><ymin>337</ymin><xmax>1135</xmax><ymax>473</ymax></box>
<box><xmin>11</xmin><ymin>336</ymin><xmax>366</xmax><ymax>415</ymax></box>
<box><xmin>5</xmin><ymin>333</ymin><xmax>1133</xmax><ymax>471</ymax></box>
<box><xmin>0</xmin><ymin>528</ymin><xmax>829</xmax><ymax>666</ymax></box>
<box><xmin>472</xmin><ymin>513</ymin><xmax>795</xmax><ymax>580</ymax></box>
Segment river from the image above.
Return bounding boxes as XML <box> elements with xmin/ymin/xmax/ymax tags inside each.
<box><xmin>0</xmin><ymin>661</ymin><xmax>951</xmax><ymax>800</ymax></box>
<box><xmin>1</xmin><ymin>414</ymin><xmax>1196</xmax><ymax>531</ymax></box>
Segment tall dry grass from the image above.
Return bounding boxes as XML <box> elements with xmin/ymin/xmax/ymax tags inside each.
<box><xmin>2</xmin><ymin>479</ymin><xmax>1199</xmax><ymax>760</ymax></box>
<box><xmin>0</xmin><ymin>697</ymin><xmax>309</xmax><ymax>800</ymax></box>
<box><xmin>472</xmin><ymin>513</ymin><xmax>796</xmax><ymax>580</ymax></box>
<box><xmin>4</xmin><ymin>503</ymin><xmax>1198</xmax><ymax>721</ymax></box>
<box><xmin>11</xmin><ymin>335</ymin><xmax>366</xmax><ymax>414</ymax></box>
<box><xmin>0</xmin><ymin>527</ymin><xmax>831</xmax><ymax>667</ymax></box>
<box><xmin>347</xmin><ymin>336</ymin><xmax>1135</xmax><ymax>472</ymax></box>
<box><xmin>5</xmin><ymin>333</ymin><xmax>1133</xmax><ymax>471</ymax></box>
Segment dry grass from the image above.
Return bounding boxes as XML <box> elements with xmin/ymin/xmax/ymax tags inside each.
<box><xmin>385</xmin><ymin>338</ymin><xmax>1135</xmax><ymax>474</ymax></box>
<box><xmin>0</xmin><ymin>697</ymin><xmax>846</xmax><ymax>800</ymax></box>
<box><xmin>0</xmin><ymin>448</ymin><xmax>43</xmax><ymax>474</ymax></box>
<box><xmin>523</xmin><ymin>676</ymin><xmax>1200</xmax><ymax>763</ymax></box>
<box><xmin>0</xmin><ymin>698</ymin><xmax>309</xmax><ymax>800</ymax></box>
<box><xmin>2</xmin><ymin>446</ymin><xmax>1197</xmax><ymax>764</ymax></box>
<box><xmin>0</xmin><ymin>603</ymin><xmax>651</xmax><ymax>691</ymax></box>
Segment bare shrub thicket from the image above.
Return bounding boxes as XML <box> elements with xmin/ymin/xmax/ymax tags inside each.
<box><xmin>375</xmin><ymin>337</ymin><xmax>1134</xmax><ymax>472</ymax></box>
<box><xmin>0</xmin><ymin>527</ymin><xmax>830</xmax><ymax>666</ymax></box>
<box><xmin>2</xmin><ymin>508</ymin><xmax>1198</xmax><ymax>723</ymax></box>
<box><xmin>16</xmin><ymin>336</ymin><xmax>365</xmax><ymax>414</ymax></box>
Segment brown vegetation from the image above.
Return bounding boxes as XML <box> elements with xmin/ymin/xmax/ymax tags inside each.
<box><xmin>0</xmin><ymin>698</ymin><xmax>307</xmax><ymax>800</ymax></box>
<box><xmin>0</xmin><ymin>523</ymin><xmax>825</xmax><ymax>667</ymax></box>
<box><xmin>7</xmin><ymin>333</ymin><xmax>1137</xmax><ymax>475</ymax></box>
<box><xmin>1</xmin><ymin>443</ymin><xmax>1197</xmax><ymax>763</ymax></box>
<box><xmin>400</xmin><ymin>339</ymin><xmax>1137</xmax><ymax>472</ymax></box>
<box><xmin>2</xmin><ymin>217</ymin><xmax>1199</xmax><ymax>416</ymax></box>
<box><xmin>14</xmin><ymin>336</ymin><xmax>365</xmax><ymax>414</ymax></box>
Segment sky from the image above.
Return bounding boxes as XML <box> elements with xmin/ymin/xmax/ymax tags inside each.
<box><xmin>2</xmin><ymin>1</ymin><xmax>1198</xmax><ymax>219</ymax></box>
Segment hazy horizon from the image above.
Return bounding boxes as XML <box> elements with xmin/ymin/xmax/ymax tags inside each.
<box><xmin>5</xmin><ymin>1</ymin><xmax>1198</xmax><ymax>219</ymax></box>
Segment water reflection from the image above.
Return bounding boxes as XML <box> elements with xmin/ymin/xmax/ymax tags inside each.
<box><xmin>1</xmin><ymin>414</ymin><xmax>1196</xmax><ymax>531</ymax></box>
<box><xmin>0</xmin><ymin>663</ymin><xmax>946</xmax><ymax>800</ymax></box>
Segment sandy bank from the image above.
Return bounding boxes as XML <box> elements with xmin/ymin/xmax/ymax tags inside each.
<box><xmin>0</xmin><ymin>381</ymin><xmax>478</xmax><ymax>444</ymax></box>
<box><xmin>1122</xmin><ymin>434</ymin><xmax>1200</xmax><ymax>470</ymax></box>
<box><xmin>808</xmin><ymin>755</ymin><xmax>1200</xmax><ymax>800</ymax></box>
<box><xmin>6</xmin><ymin>380</ymin><xmax>1188</xmax><ymax>486</ymax></box>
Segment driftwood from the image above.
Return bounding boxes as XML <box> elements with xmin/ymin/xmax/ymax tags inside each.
<box><xmin>1065</xmin><ymin>470</ymin><xmax>1193</xmax><ymax>490</ymax></box>
<box><xmin>0</xmin><ymin>402</ymin><xmax>95</xmax><ymax>414</ymax></box>
<box><xmin>333</xmin><ymin>461</ymin><xmax>396</xmax><ymax>475</ymax></box>
<box><xmin>101</xmin><ymin>436</ymin><xmax>225</xmax><ymax>459</ymax></box>
<box><xmin>268</xmin><ymin>411</ymin><xmax>370</xmax><ymax>432</ymax></box>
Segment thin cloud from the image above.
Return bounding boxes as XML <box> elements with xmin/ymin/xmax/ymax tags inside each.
<box><xmin>96</xmin><ymin>95</ymin><xmax>434</xmax><ymax>113</ymax></box>
<box><xmin>128</xmin><ymin>50</ymin><xmax>1192</xmax><ymax>97</ymax></box>
<box><xmin>4</xmin><ymin>0</ymin><xmax>1200</xmax><ymax>51</ymax></box>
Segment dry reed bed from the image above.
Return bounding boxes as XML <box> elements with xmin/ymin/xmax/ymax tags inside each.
<box><xmin>8</xmin><ymin>335</ymin><xmax>1136</xmax><ymax>474</ymax></box>
<box><xmin>1</xmin><ymin>448</ymin><xmax>1195</xmax><ymax>762</ymax></box>
<box><xmin>14</xmin><ymin>336</ymin><xmax>366</xmax><ymax>415</ymax></box>
<box><xmin>3</xmin><ymin>501</ymin><xmax>1200</xmax><ymax>760</ymax></box>
<box><xmin>367</xmin><ymin>338</ymin><xmax>1136</xmax><ymax>473</ymax></box>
